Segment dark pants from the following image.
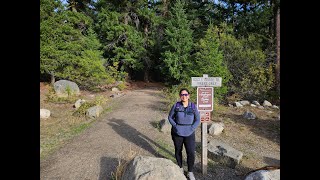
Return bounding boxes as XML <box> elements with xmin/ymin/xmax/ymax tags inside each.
<box><xmin>171</xmin><ymin>131</ymin><xmax>195</xmax><ymax>172</ymax></box>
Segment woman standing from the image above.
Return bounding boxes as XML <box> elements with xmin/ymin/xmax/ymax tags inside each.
<box><xmin>168</xmin><ymin>88</ymin><xmax>200</xmax><ymax>180</ymax></box>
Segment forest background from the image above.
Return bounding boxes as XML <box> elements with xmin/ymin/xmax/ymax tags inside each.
<box><xmin>40</xmin><ymin>0</ymin><xmax>280</xmax><ymax>104</ymax></box>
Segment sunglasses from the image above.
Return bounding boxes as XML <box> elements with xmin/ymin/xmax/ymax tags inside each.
<box><xmin>180</xmin><ymin>94</ymin><xmax>189</xmax><ymax>97</ymax></box>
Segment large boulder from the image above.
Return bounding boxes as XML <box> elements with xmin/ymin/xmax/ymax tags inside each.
<box><xmin>245</xmin><ymin>169</ymin><xmax>280</xmax><ymax>180</ymax></box>
<box><xmin>121</xmin><ymin>156</ymin><xmax>187</xmax><ymax>180</ymax></box>
<box><xmin>208</xmin><ymin>122</ymin><xmax>224</xmax><ymax>135</ymax></box>
<box><xmin>208</xmin><ymin>139</ymin><xmax>243</xmax><ymax>168</ymax></box>
<box><xmin>53</xmin><ymin>80</ymin><xmax>80</xmax><ymax>97</ymax></box>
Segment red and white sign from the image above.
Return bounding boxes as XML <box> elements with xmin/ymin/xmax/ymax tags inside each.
<box><xmin>197</xmin><ymin>87</ymin><xmax>213</xmax><ymax>111</ymax></box>
<box><xmin>200</xmin><ymin>111</ymin><xmax>211</xmax><ymax>122</ymax></box>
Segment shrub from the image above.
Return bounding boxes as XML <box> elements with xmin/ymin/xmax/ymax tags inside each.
<box><xmin>238</xmin><ymin>64</ymin><xmax>275</xmax><ymax>101</ymax></box>
<box><xmin>72</xmin><ymin>101</ymin><xmax>96</xmax><ymax>117</ymax></box>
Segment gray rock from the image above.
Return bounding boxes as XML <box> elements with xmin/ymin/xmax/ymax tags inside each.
<box><xmin>245</xmin><ymin>169</ymin><xmax>280</xmax><ymax>180</ymax></box>
<box><xmin>53</xmin><ymin>80</ymin><xmax>80</xmax><ymax>97</ymax></box>
<box><xmin>40</xmin><ymin>109</ymin><xmax>50</xmax><ymax>119</ymax></box>
<box><xmin>74</xmin><ymin>99</ymin><xmax>86</xmax><ymax>109</ymax></box>
<box><xmin>234</xmin><ymin>102</ymin><xmax>243</xmax><ymax>107</ymax></box>
<box><xmin>110</xmin><ymin>93</ymin><xmax>122</xmax><ymax>98</ymax></box>
<box><xmin>208</xmin><ymin>139</ymin><xmax>243</xmax><ymax>168</ymax></box>
<box><xmin>257</xmin><ymin>105</ymin><xmax>264</xmax><ymax>109</ymax></box>
<box><xmin>252</xmin><ymin>101</ymin><xmax>260</xmax><ymax>106</ymax></box>
<box><xmin>271</xmin><ymin>105</ymin><xmax>279</xmax><ymax>109</ymax></box>
<box><xmin>208</xmin><ymin>122</ymin><xmax>224</xmax><ymax>135</ymax></box>
<box><xmin>263</xmin><ymin>100</ymin><xmax>272</xmax><ymax>107</ymax></box>
<box><xmin>112</xmin><ymin>87</ymin><xmax>120</xmax><ymax>92</ymax></box>
<box><xmin>250</xmin><ymin>104</ymin><xmax>257</xmax><ymax>107</ymax></box>
<box><xmin>121</xmin><ymin>156</ymin><xmax>187</xmax><ymax>180</ymax></box>
<box><xmin>86</xmin><ymin>105</ymin><xmax>103</xmax><ymax>119</ymax></box>
<box><xmin>239</xmin><ymin>100</ymin><xmax>250</xmax><ymax>106</ymax></box>
<box><xmin>243</xmin><ymin>111</ymin><xmax>256</xmax><ymax>119</ymax></box>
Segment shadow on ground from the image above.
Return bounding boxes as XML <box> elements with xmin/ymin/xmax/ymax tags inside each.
<box><xmin>98</xmin><ymin>157</ymin><xmax>118</xmax><ymax>180</ymax></box>
<box><xmin>191</xmin><ymin>158</ymin><xmax>254</xmax><ymax>180</ymax></box>
<box><xmin>108</xmin><ymin>118</ymin><xmax>175</xmax><ymax>159</ymax></box>
<box><xmin>263</xmin><ymin>156</ymin><xmax>280</xmax><ymax>166</ymax></box>
<box><xmin>194</xmin><ymin>141</ymin><xmax>256</xmax><ymax>180</ymax></box>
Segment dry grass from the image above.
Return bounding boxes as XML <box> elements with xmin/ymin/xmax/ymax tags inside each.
<box><xmin>208</xmin><ymin>104</ymin><xmax>280</xmax><ymax>174</ymax></box>
<box><xmin>40</xmin><ymin>82</ymin><xmax>114</xmax><ymax>159</ymax></box>
<box><xmin>40</xmin><ymin>101</ymin><xmax>93</xmax><ymax>159</ymax></box>
<box><xmin>111</xmin><ymin>145</ymin><xmax>140</xmax><ymax>180</ymax></box>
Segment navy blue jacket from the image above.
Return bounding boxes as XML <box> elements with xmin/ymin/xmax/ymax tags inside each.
<box><xmin>168</xmin><ymin>101</ymin><xmax>200</xmax><ymax>137</ymax></box>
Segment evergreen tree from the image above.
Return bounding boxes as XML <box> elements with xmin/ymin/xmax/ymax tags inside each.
<box><xmin>191</xmin><ymin>24</ymin><xmax>232</xmax><ymax>101</ymax></box>
<box><xmin>161</xmin><ymin>0</ymin><xmax>193</xmax><ymax>83</ymax></box>
<box><xmin>40</xmin><ymin>7</ymin><xmax>111</xmax><ymax>88</ymax></box>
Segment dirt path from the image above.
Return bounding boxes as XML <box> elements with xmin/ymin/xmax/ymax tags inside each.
<box><xmin>40</xmin><ymin>86</ymin><xmax>280</xmax><ymax>180</ymax></box>
<box><xmin>40</xmin><ymin>87</ymin><xmax>173</xmax><ymax>180</ymax></box>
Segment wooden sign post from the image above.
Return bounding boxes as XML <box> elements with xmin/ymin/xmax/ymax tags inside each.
<box><xmin>191</xmin><ymin>74</ymin><xmax>222</xmax><ymax>175</ymax></box>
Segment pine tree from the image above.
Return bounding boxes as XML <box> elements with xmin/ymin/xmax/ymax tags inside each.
<box><xmin>191</xmin><ymin>24</ymin><xmax>232</xmax><ymax>101</ymax></box>
<box><xmin>161</xmin><ymin>0</ymin><xmax>193</xmax><ymax>83</ymax></box>
<box><xmin>40</xmin><ymin>6</ymin><xmax>111</xmax><ymax>88</ymax></box>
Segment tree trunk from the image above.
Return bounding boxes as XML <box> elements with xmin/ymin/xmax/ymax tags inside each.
<box><xmin>231</xmin><ymin>2</ymin><xmax>236</xmax><ymax>27</ymax></box>
<box><xmin>124</xmin><ymin>13</ymin><xmax>129</xmax><ymax>25</ymax></box>
<box><xmin>144</xmin><ymin>70</ymin><xmax>149</xmax><ymax>83</ymax></box>
<box><xmin>162</xmin><ymin>0</ymin><xmax>169</xmax><ymax>17</ymax></box>
<box><xmin>50</xmin><ymin>72</ymin><xmax>55</xmax><ymax>85</ymax></box>
<box><xmin>69</xmin><ymin>0</ymin><xmax>77</xmax><ymax>12</ymax></box>
<box><xmin>71</xmin><ymin>6</ymin><xmax>77</xmax><ymax>12</ymax></box>
<box><xmin>269</xmin><ymin>0</ymin><xmax>274</xmax><ymax>37</ymax></box>
<box><xmin>143</xmin><ymin>25</ymin><xmax>150</xmax><ymax>83</ymax></box>
<box><xmin>275</xmin><ymin>8</ymin><xmax>280</xmax><ymax>92</ymax></box>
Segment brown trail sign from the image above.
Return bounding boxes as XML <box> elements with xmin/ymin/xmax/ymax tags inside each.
<box><xmin>191</xmin><ymin>74</ymin><xmax>222</xmax><ymax>175</ymax></box>
<box><xmin>197</xmin><ymin>87</ymin><xmax>213</xmax><ymax>111</ymax></box>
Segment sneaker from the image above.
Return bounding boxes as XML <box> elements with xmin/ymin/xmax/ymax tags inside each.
<box><xmin>188</xmin><ymin>172</ymin><xmax>195</xmax><ymax>180</ymax></box>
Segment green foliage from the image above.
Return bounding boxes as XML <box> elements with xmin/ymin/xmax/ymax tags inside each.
<box><xmin>161</xmin><ymin>0</ymin><xmax>194</xmax><ymax>83</ymax></box>
<box><xmin>163</xmin><ymin>81</ymin><xmax>197</xmax><ymax>110</ymax></box>
<box><xmin>40</xmin><ymin>0</ymin><xmax>62</xmax><ymax>21</ymax></box>
<box><xmin>40</xmin><ymin>10</ymin><xmax>113</xmax><ymax>89</ymax></box>
<box><xmin>117</xmin><ymin>82</ymin><xmax>126</xmax><ymax>91</ymax></box>
<box><xmin>40</xmin><ymin>0</ymin><xmax>279</xmax><ymax>103</ymax></box>
<box><xmin>93</xmin><ymin>95</ymin><xmax>108</xmax><ymax>106</ymax></box>
<box><xmin>217</xmin><ymin>23</ymin><xmax>274</xmax><ymax>100</ymax></box>
<box><xmin>113</xmin><ymin>26</ymin><xmax>146</xmax><ymax>70</ymax></box>
<box><xmin>234</xmin><ymin>1</ymin><xmax>273</xmax><ymax>39</ymax></box>
<box><xmin>239</xmin><ymin>64</ymin><xmax>275</xmax><ymax>101</ymax></box>
<box><xmin>45</xmin><ymin>86</ymin><xmax>78</xmax><ymax>103</ymax></box>
<box><xmin>95</xmin><ymin>8</ymin><xmax>146</xmax><ymax>78</ymax></box>
<box><xmin>65</xmin><ymin>85</ymin><xmax>73</xmax><ymax>96</ymax></box>
<box><xmin>190</xmin><ymin>24</ymin><xmax>232</xmax><ymax>102</ymax></box>
<box><xmin>72</xmin><ymin>101</ymin><xmax>96</xmax><ymax>116</ymax></box>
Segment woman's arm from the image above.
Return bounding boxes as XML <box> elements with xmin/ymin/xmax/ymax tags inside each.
<box><xmin>168</xmin><ymin>103</ymin><xmax>177</xmax><ymax>127</ymax></box>
<box><xmin>191</xmin><ymin>106</ymin><xmax>200</xmax><ymax>130</ymax></box>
